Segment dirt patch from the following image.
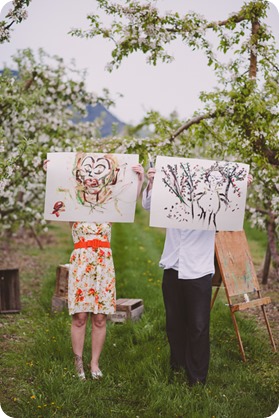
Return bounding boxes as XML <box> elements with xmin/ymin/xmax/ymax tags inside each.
<box><xmin>0</xmin><ymin>228</ymin><xmax>57</xmax><ymax>296</ymax></box>
<box><xmin>0</xmin><ymin>228</ymin><xmax>56</xmax><ymax>268</ymax></box>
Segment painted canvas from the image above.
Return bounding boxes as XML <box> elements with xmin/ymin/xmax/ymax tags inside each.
<box><xmin>44</xmin><ymin>152</ymin><xmax>139</xmax><ymax>222</ymax></box>
<box><xmin>150</xmin><ymin>156</ymin><xmax>250</xmax><ymax>231</ymax></box>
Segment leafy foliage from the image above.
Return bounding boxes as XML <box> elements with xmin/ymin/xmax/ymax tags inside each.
<box><xmin>71</xmin><ymin>0</ymin><xmax>279</xmax><ymax>270</ymax></box>
<box><xmin>0</xmin><ymin>49</ymin><xmax>112</xmax><ymax>233</ymax></box>
<box><xmin>0</xmin><ymin>0</ymin><xmax>31</xmax><ymax>43</ymax></box>
<box><xmin>1</xmin><ymin>1</ymin><xmax>278</xmax><ymax>269</ymax></box>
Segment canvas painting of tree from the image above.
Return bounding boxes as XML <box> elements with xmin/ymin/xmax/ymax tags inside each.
<box><xmin>44</xmin><ymin>152</ymin><xmax>139</xmax><ymax>222</ymax></box>
<box><xmin>150</xmin><ymin>156</ymin><xmax>250</xmax><ymax>231</ymax></box>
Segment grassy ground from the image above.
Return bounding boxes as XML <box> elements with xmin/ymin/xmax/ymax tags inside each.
<box><xmin>0</xmin><ymin>205</ymin><xmax>278</xmax><ymax>418</ymax></box>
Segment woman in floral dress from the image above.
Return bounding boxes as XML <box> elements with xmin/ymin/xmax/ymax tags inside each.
<box><xmin>69</xmin><ymin>164</ymin><xmax>144</xmax><ymax>380</ymax></box>
<box><xmin>69</xmin><ymin>221</ymin><xmax>115</xmax><ymax>380</ymax></box>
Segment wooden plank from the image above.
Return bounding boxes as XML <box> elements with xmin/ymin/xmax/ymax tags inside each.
<box><xmin>231</xmin><ymin>297</ymin><xmax>271</xmax><ymax>313</ymax></box>
<box><xmin>130</xmin><ymin>304</ymin><xmax>144</xmax><ymax>319</ymax></box>
<box><xmin>108</xmin><ymin>298</ymin><xmax>144</xmax><ymax>322</ymax></box>
<box><xmin>51</xmin><ymin>295</ymin><xmax>68</xmax><ymax>312</ymax></box>
<box><xmin>116</xmin><ymin>299</ymin><xmax>143</xmax><ymax>312</ymax></box>
<box><xmin>55</xmin><ymin>264</ymin><xmax>69</xmax><ymax>297</ymax></box>
<box><xmin>0</xmin><ymin>269</ymin><xmax>20</xmax><ymax>313</ymax></box>
<box><xmin>115</xmin><ymin>298</ymin><xmax>129</xmax><ymax>306</ymax></box>
<box><xmin>107</xmin><ymin>311</ymin><xmax>127</xmax><ymax>323</ymax></box>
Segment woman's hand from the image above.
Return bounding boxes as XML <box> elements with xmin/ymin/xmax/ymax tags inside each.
<box><xmin>132</xmin><ymin>163</ymin><xmax>144</xmax><ymax>182</ymax></box>
<box><xmin>132</xmin><ymin>164</ymin><xmax>144</xmax><ymax>198</ymax></box>
<box><xmin>43</xmin><ymin>159</ymin><xmax>49</xmax><ymax>172</ymax></box>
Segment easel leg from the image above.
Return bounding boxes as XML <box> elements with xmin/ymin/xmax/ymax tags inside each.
<box><xmin>261</xmin><ymin>305</ymin><xmax>277</xmax><ymax>352</ymax></box>
<box><xmin>230</xmin><ymin>311</ymin><xmax>246</xmax><ymax>362</ymax></box>
<box><xmin>211</xmin><ymin>287</ymin><xmax>220</xmax><ymax>310</ymax></box>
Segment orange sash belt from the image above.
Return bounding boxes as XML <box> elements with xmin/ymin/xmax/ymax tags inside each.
<box><xmin>74</xmin><ymin>239</ymin><xmax>110</xmax><ymax>250</ymax></box>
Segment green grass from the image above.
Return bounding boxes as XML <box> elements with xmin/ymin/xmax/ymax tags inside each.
<box><xmin>0</xmin><ymin>206</ymin><xmax>278</xmax><ymax>418</ymax></box>
<box><xmin>244</xmin><ymin>221</ymin><xmax>268</xmax><ymax>269</ymax></box>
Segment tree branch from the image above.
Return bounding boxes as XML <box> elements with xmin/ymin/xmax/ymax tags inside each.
<box><xmin>24</xmin><ymin>70</ymin><xmax>37</xmax><ymax>90</ymax></box>
<box><xmin>166</xmin><ymin>13</ymin><xmax>247</xmax><ymax>34</ymax></box>
<box><xmin>249</xmin><ymin>20</ymin><xmax>260</xmax><ymax>79</ymax></box>
<box><xmin>4</xmin><ymin>20</ymin><xmax>15</xmax><ymax>30</ymax></box>
<box><xmin>206</xmin><ymin>14</ymin><xmax>246</xmax><ymax>29</ymax></box>
<box><xmin>168</xmin><ymin>111</ymin><xmax>218</xmax><ymax>142</ymax></box>
<box><xmin>264</xmin><ymin>58</ymin><xmax>279</xmax><ymax>73</ymax></box>
<box><xmin>253</xmin><ymin>136</ymin><xmax>279</xmax><ymax>166</ymax></box>
<box><xmin>167</xmin><ymin>107</ymin><xmax>279</xmax><ymax>166</ymax></box>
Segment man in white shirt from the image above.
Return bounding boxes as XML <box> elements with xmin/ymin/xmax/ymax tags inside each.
<box><xmin>142</xmin><ymin>167</ymin><xmax>215</xmax><ymax>386</ymax></box>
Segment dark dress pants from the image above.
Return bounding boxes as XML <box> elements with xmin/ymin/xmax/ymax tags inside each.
<box><xmin>162</xmin><ymin>268</ymin><xmax>212</xmax><ymax>385</ymax></box>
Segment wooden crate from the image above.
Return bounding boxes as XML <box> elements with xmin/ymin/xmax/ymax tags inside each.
<box><xmin>51</xmin><ymin>264</ymin><xmax>69</xmax><ymax>312</ymax></box>
<box><xmin>52</xmin><ymin>295</ymin><xmax>68</xmax><ymax>312</ymax></box>
<box><xmin>0</xmin><ymin>268</ymin><xmax>21</xmax><ymax>313</ymax></box>
<box><xmin>54</xmin><ymin>264</ymin><xmax>69</xmax><ymax>297</ymax></box>
<box><xmin>108</xmin><ymin>298</ymin><xmax>144</xmax><ymax>323</ymax></box>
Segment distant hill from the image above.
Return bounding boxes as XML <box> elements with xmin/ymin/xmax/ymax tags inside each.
<box><xmin>0</xmin><ymin>69</ymin><xmax>18</xmax><ymax>77</ymax></box>
<box><xmin>78</xmin><ymin>103</ymin><xmax>126</xmax><ymax>137</ymax></box>
<box><xmin>0</xmin><ymin>69</ymin><xmax>126</xmax><ymax>137</ymax></box>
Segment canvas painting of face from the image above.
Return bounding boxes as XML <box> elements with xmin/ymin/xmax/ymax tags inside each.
<box><xmin>150</xmin><ymin>156</ymin><xmax>250</xmax><ymax>231</ymax></box>
<box><xmin>44</xmin><ymin>152</ymin><xmax>139</xmax><ymax>222</ymax></box>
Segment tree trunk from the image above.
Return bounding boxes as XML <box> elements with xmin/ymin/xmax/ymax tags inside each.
<box><xmin>262</xmin><ymin>243</ymin><xmax>271</xmax><ymax>285</ymax></box>
<box><xmin>267</xmin><ymin>214</ymin><xmax>279</xmax><ymax>280</ymax></box>
<box><xmin>29</xmin><ymin>225</ymin><xmax>44</xmax><ymax>251</ymax></box>
<box><xmin>249</xmin><ymin>20</ymin><xmax>260</xmax><ymax>79</ymax></box>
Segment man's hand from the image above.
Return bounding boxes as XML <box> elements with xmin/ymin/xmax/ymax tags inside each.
<box><xmin>147</xmin><ymin>167</ymin><xmax>156</xmax><ymax>192</ymax></box>
<box><xmin>247</xmin><ymin>174</ymin><xmax>253</xmax><ymax>186</ymax></box>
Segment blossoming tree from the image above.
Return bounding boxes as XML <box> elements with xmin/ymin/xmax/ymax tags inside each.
<box><xmin>0</xmin><ymin>49</ymin><xmax>114</xmax><ymax>237</ymax></box>
<box><xmin>70</xmin><ymin>0</ymin><xmax>279</xmax><ymax>275</ymax></box>
<box><xmin>1</xmin><ymin>1</ymin><xmax>278</xmax><ymax>276</ymax></box>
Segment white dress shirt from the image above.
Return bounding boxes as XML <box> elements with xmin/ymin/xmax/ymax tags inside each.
<box><xmin>142</xmin><ymin>188</ymin><xmax>215</xmax><ymax>280</ymax></box>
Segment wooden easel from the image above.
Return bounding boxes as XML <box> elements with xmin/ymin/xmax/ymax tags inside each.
<box><xmin>211</xmin><ymin>231</ymin><xmax>277</xmax><ymax>362</ymax></box>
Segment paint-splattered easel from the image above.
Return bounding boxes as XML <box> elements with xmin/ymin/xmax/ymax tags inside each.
<box><xmin>211</xmin><ymin>230</ymin><xmax>276</xmax><ymax>361</ymax></box>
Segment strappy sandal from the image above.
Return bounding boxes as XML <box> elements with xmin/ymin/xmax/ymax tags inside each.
<box><xmin>74</xmin><ymin>354</ymin><xmax>86</xmax><ymax>380</ymax></box>
<box><xmin>91</xmin><ymin>369</ymin><xmax>103</xmax><ymax>380</ymax></box>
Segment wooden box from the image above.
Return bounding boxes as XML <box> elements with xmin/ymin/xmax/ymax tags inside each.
<box><xmin>54</xmin><ymin>264</ymin><xmax>69</xmax><ymax>297</ymax></box>
<box><xmin>51</xmin><ymin>295</ymin><xmax>68</xmax><ymax>312</ymax></box>
<box><xmin>51</xmin><ymin>264</ymin><xmax>69</xmax><ymax>312</ymax></box>
<box><xmin>0</xmin><ymin>268</ymin><xmax>21</xmax><ymax>313</ymax></box>
<box><xmin>108</xmin><ymin>298</ymin><xmax>144</xmax><ymax>323</ymax></box>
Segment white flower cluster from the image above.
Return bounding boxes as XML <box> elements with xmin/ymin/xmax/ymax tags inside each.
<box><xmin>0</xmin><ymin>0</ymin><xmax>30</xmax><ymax>43</ymax></box>
<box><xmin>0</xmin><ymin>24</ymin><xmax>10</xmax><ymax>42</ymax></box>
<box><xmin>6</xmin><ymin>4</ymin><xmax>28</xmax><ymax>23</ymax></box>
<box><xmin>0</xmin><ymin>50</ymin><xmax>106</xmax><ymax>234</ymax></box>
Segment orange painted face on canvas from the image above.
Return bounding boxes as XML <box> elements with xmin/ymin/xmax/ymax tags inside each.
<box><xmin>74</xmin><ymin>154</ymin><xmax>120</xmax><ymax>205</ymax></box>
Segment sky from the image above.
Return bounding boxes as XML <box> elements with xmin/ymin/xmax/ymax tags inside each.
<box><xmin>0</xmin><ymin>0</ymin><xmax>279</xmax><ymax>125</ymax></box>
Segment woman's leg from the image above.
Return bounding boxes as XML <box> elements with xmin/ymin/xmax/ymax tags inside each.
<box><xmin>71</xmin><ymin>312</ymin><xmax>88</xmax><ymax>378</ymax></box>
<box><xmin>91</xmin><ymin>313</ymin><xmax>107</xmax><ymax>373</ymax></box>
<box><xmin>71</xmin><ymin>312</ymin><xmax>88</xmax><ymax>356</ymax></box>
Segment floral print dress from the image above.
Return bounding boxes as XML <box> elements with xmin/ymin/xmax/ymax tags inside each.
<box><xmin>68</xmin><ymin>222</ymin><xmax>116</xmax><ymax>315</ymax></box>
